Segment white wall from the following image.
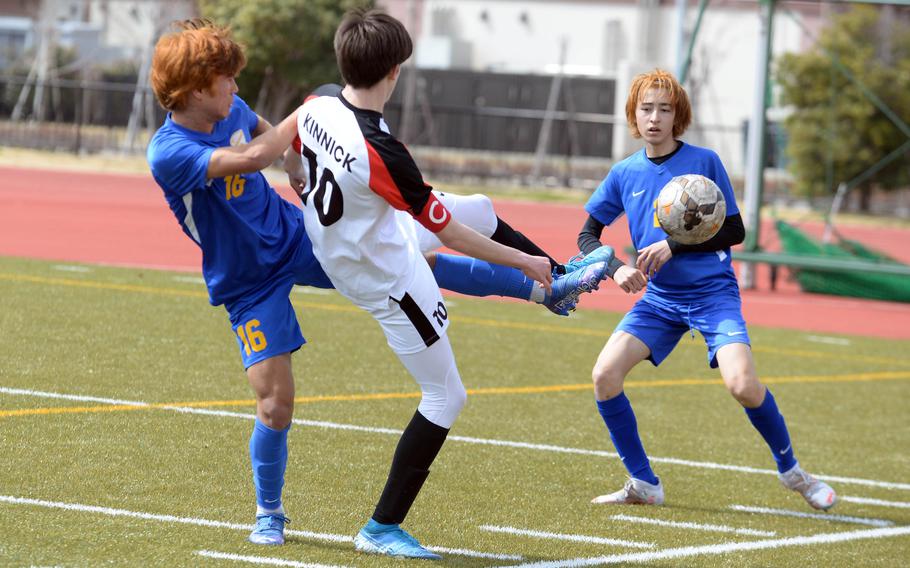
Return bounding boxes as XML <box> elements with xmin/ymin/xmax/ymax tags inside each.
<box><xmin>410</xmin><ymin>0</ymin><xmax>825</xmax><ymax>177</ymax></box>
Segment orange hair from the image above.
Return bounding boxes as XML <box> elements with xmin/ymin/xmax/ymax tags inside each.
<box><xmin>624</xmin><ymin>69</ymin><xmax>692</xmax><ymax>139</ymax></box>
<box><xmin>150</xmin><ymin>19</ymin><xmax>246</xmax><ymax>111</ymax></box>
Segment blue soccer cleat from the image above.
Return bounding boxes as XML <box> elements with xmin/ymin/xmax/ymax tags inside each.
<box><xmin>353</xmin><ymin>519</ymin><xmax>441</xmax><ymax>560</ymax></box>
<box><xmin>562</xmin><ymin>245</ymin><xmax>615</xmax><ymax>275</ymax></box>
<box><xmin>248</xmin><ymin>514</ymin><xmax>289</xmax><ymax>545</ymax></box>
<box><xmin>543</xmin><ymin>261</ymin><xmax>608</xmax><ymax>316</ymax></box>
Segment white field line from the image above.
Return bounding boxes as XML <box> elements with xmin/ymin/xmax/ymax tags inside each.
<box><xmin>729</xmin><ymin>505</ymin><xmax>893</xmax><ymax>527</ymax></box>
<box><xmin>0</xmin><ymin>386</ymin><xmax>148</xmax><ymax>407</ymax></box>
<box><xmin>0</xmin><ymin>495</ymin><xmax>518</xmax><ymax>560</ymax></box>
<box><xmin>52</xmin><ymin>264</ymin><xmax>92</xmax><ymax>273</ymax></box>
<box><xmin>479</xmin><ymin>525</ymin><xmax>654</xmax><ymax>549</ymax></box>
<box><xmin>429</xmin><ymin>545</ymin><xmax>522</xmax><ymax>560</ymax></box>
<box><xmin>3</xmin><ymin>386</ymin><xmax>910</xmax><ymax>492</ymax></box>
<box><xmin>172</xmin><ymin>275</ymin><xmax>206</xmax><ymax>284</ymax></box>
<box><xmin>841</xmin><ymin>495</ymin><xmax>910</xmax><ymax>509</ymax></box>
<box><xmin>495</xmin><ymin>525</ymin><xmax>910</xmax><ymax>568</ymax></box>
<box><xmin>292</xmin><ymin>286</ymin><xmax>333</xmax><ymax>296</ymax></box>
<box><xmin>197</xmin><ymin>550</ymin><xmax>348</xmax><ymax>568</ymax></box>
<box><xmin>609</xmin><ymin>513</ymin><xmax>776</xmax><ymax>537</ymax></box>
<box><xmin>805</xmin><ymin>335</ymin><xmax>851</xmax><ymax>346</ymax></box>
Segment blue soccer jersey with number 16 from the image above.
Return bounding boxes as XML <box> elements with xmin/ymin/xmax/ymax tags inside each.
<box><xmin>147</xmin><ymin>95</ymin><xmax>307</xmax><ymax>307</ymax></box>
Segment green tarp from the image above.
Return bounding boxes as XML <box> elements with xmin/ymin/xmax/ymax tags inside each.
<box><xmin>776</xmin><ymin>220</ymin><xmax>910</xmax><ymax>303</ymax></box>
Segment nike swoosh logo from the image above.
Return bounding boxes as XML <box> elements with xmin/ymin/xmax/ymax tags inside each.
<box><xmin>265</xmin><ymin>498</ymin><xmax>279</xmax><ymax>503</ymax></box>
<box><xmin>779</xmin><ymin>444</ymin><xmax>791</xmax><ymax>455</ymax></box>
<box><xmin>632</xmin><ymin>190</ymin><xmax>646</xmax><ymax>197</ymax></box>
<box><xmin>727</xmin><ymin>331</ymin><xmax>746</xmax><ymax>336</ymax></box>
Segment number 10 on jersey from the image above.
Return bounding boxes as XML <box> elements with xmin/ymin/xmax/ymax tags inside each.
<box><xmin>300</xmin><ymin>145</ymin><xmax>344</xmax><ymax>226</ymax></box>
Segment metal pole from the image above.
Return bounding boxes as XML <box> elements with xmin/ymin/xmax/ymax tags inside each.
<box><xmin>740</xmin><ymin>0</ymin><xmax>775</xmax><ymax>289</ymax></box>
<box><xmin>32</xmin><ymin>0</ymin><xmax>54</xmax><ymax>123</ymax></box>
<box><xmin>531</xmin><ymin>36</ymin><xmax>567</xmax><ymax>180</ymax></box>
<box><xmin>399</xmin><ymin>0</ymin><xmax>419</xmax><ymax>143</ymax></box>
<box><xmin>674</xmin><ymin>0</ymin><xmax>686</xmax><ymax>80</ymax></box>
<box><xmin>678</xmin><ymin>0</ymin><xmax>710</xmax><ymax>85</ymax></box>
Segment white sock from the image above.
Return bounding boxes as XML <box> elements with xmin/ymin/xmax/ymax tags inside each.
<box><xmin>256</xmin><ymin>504</ymin><xmax>286</xmax><ymax>517</ymax></box>
<box><xmin>529</xmin><ymin>284</ymin><xmax>546</xmax><ymax>303</ymax></box>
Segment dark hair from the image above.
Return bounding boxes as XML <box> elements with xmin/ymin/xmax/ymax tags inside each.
<box><xmin>334</xmin><ymin>8</ymin><xmax>412</xmax><ymax>88</ymax></box>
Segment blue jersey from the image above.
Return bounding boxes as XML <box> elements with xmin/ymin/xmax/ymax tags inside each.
<box><xmin>586</xmin><ymin>142</ymin><xmax>740</xmax><ymax>302</ymax></box>
<box><xmin>147</xmin><ymin>95</ymin><xmax>306</xmax><ymax>306</ymax></box>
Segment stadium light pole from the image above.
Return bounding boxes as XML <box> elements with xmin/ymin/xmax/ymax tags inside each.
<box><xmin>740</xmin><ymin>0</ymin><xmax>775</xmax><ymax>290</ymax></box>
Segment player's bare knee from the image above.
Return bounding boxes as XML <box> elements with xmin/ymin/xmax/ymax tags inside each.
<box><xmin>592</xmin><ymin>364</ymin><xmax>624</xmax><ymax>399</ymax></box>
<box><xmin>257</xmin><ymin>397</ymin><xmax>294</xmax><ymax>429</ymax></box>
<box><xmin>726</xmin><ymin>373</ymin><xmax>762</xmax><ymax>406</ymax></box>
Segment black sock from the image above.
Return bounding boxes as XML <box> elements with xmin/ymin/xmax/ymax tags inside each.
<box><xmin>491</xmin><ymin>217</ymin><xmax>563</xmax><ymax>273</ymax></box>
<box><xmin>371</xmin><ymin>411</ymin><xmax>449</xmax><ymax>525</ymax></box>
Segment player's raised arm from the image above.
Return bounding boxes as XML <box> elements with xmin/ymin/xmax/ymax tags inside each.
<box><xmin>207</xmin><ymin>106</ymin><xmax>301</xmax><ymax>179</ymax></box>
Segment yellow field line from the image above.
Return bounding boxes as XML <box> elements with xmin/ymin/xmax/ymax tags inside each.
<box><xmin>3</xmin><ymin>370</ymin><xmax>908</xmax><ymax>419</ymax></box>
<box><xmin>3</xmin><ymin>271</ymin><xmax>907</xmax><ymax>369</ymax></box>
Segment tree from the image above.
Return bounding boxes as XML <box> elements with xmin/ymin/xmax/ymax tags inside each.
<box><xmin>199</xmin><ymin>0</ymin><xmax>373</xmax><ymax>122</ymax></box>
<box><xmin>776</xmin><ymin>5</ymin><xmax>910</xmax><ymax>208</ymax></box>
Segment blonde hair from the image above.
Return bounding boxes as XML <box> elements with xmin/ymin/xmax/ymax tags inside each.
<box><xmin>625</xmin><ymin>69</ymin><xmax>692</xmax><ymax>138</ymax></box>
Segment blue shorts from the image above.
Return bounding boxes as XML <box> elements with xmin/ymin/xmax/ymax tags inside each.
<box><xmin>225</xmin><ymin>233</ymin><xmax>334</xmax><ymax>369</ymax></box>
<box><xmin>615</xmin><ymin>291</ymin><xmax>750</xmax><ymax>368</ymax></box>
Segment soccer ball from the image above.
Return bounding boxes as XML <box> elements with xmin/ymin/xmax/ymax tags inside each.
<box><xmin>656</xmin><ymin>174</ymin><xmax>726</xmax><ymax>245</ymax></box>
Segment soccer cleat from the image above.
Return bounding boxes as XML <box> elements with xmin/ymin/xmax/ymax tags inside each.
<box><xmin>779</xmin><ymin>464</ymin><xmax>837</xmax><ymax>511</ymax></box>
<box><xmin>591</xmin><ymin>477</ymin><xmax>665</xmax><ymax>505</ymax></box>
<box><xmin>354</xmin><ymin>520</ymin><xmax>441</xmax><ymax>560</ymax></box>
<box><xmin>248</xmin><ymin>513</ymin><xmax>290</xmax><ymax>545</ymax></box>
<box><xmin>562</xmin><ymin>245</ymin><xmax>615</xmax><ymax>275</ymax></box>
<box><xmin>543</xmin><ymin>261</ymin><xmax>608</xmax><ymax>316</ymax></box>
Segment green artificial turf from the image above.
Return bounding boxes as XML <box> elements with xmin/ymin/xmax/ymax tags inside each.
<box><xmin>0</xmin><ymin>256</ymin><xmax>908</xmax><ymax>567</ymax></box>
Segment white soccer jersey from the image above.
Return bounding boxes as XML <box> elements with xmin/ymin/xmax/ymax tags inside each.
<box><xmin>296</xmin><ymin>93</ymin><xmax>452</xmax><ymax>310</ymax></box>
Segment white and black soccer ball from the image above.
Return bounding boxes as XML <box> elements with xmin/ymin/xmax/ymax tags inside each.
<box><xmin>656</xmin><ymin>174</ymin><xmax>727</xmax><ymax>245</ymax></box>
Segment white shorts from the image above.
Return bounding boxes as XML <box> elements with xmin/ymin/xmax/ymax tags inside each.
<box><xmin>414</xmin><ymin>192</ymin><xmax>498</xmax><ymax>252</ymax></box>
<box><xmin>368</xmin><ymin>259</ymin><xmax>450</xmax><ymax>355</ymax></box>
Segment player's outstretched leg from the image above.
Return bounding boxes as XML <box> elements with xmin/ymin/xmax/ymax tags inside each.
<box><xmin>430</xmin><ymin>253</ymin><xmax>604</xmax><ymax>316</ymax></box>
<box><xmin>544</xmin><ymin>261</ymin><xmax>609</xmax><ymax>316</ymax></box>
<box><xmin>563</xmin><ymin>245</ymin><xmax>615</xmax><ymax>275</ymax></box>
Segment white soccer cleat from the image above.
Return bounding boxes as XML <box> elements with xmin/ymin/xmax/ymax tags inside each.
<box><xmin>779</xmin><ymin>464</ymin><xmax>837</xmax><ymax>511</ymax></box>
<box><xmin>591</xmin><ymin>477</ymin><xmax>664</xmax><ymax>505</ymax></box>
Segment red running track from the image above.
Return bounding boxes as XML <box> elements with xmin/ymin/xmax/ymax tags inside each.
<box><xmin>2</xmin><ymin>166</ymin><xmax>909</xmax><ymax>340</ymax></box>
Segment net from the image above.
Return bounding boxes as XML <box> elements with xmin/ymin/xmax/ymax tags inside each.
<box><xmin>775</xmin><ymin>220</ymin><xmax>910</xmax><ymax>303</ymax></box>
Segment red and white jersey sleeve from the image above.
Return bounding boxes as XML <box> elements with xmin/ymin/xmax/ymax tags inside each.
<box><xmin>296</xmin><ymin>94</ymin><xmax>449</xmax><ymax>308</ymax></box>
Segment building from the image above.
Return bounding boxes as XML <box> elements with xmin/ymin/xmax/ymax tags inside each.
<box><xmin>0</xmin><ymin>0</ymin><xmax>196</xmax><ymax>70</ymax></box>
<box><xmin>379</xmin><ymin>0</ymin><xmax>844</xmax><ymax>176</ymax></box>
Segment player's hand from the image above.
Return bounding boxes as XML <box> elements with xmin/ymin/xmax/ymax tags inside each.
<box><xmin>524</xmin><ymin>254</ymin><xmax>553</xmax><ymax>293</ymax></box>
<box><xmin>612</xmin><ymin>265</ymin><xmax>647</xmax><ymax>294</ymax></box>
<box><xmin>636</xmin><ymin>240</ymin><xmax>672</xmax><ymax>278</ymax></box>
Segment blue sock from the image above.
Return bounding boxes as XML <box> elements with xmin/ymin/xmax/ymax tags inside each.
<box><xmin>432</xmin><ymin>253</ymin><xmax>533</xmax><ymax>300</ymax></box>
<box><xmin>744</xmin><ymin>389</ymin><xmax>797</xmax><ymax>473</ymax></box>
<box><xmin>596</xmin><ymin>393</ymin><xmax>658</xmax><ymax>485</ymax></box>
<box><xmin>250</xmin><ymin>419</ymin><xmax>290</xmax><ymax>510</ymax></box>
<box><xmin>363</xmin><ymin>518</ymin><xmax>398</xmax><ymax>533</ymax></box>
